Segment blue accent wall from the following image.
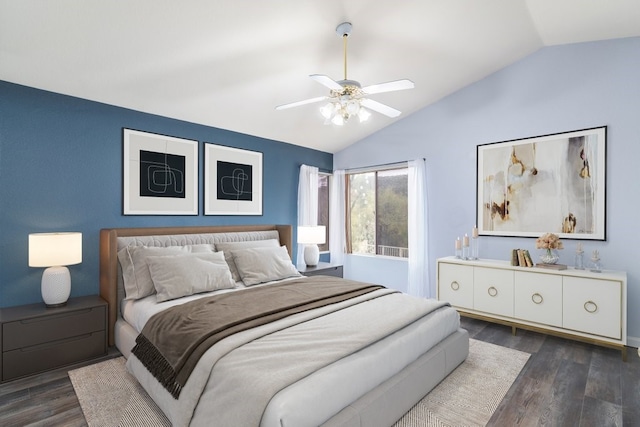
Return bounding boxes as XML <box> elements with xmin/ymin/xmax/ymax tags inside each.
<box><xmin>0</xmin><ymin>81</ymin><xmax>332</xmax><ymax>307</ymax></box>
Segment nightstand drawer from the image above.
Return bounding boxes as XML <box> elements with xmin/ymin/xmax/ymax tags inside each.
<box><xmin>3</xmin><ymin>305</ymin><xmax>105</xmax><ymax>351</ymax></box>
<box><xmin>3</xmin><ymin>330</ymin><xmax>106</xmax><ymax>381</ymax></box>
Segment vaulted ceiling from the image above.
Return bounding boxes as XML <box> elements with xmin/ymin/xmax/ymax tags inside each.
<box><xmin>1</xmin><ymin>1</ymin><xmax>639</xmax><ymax>153</ymax></box>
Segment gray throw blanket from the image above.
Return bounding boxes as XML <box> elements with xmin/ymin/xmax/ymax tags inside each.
<box><xmin>131</xmin><ymin>277</ymin><xmax>384</xmax><ymax>398</ymax></box>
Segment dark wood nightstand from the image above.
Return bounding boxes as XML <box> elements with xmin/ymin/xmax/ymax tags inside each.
<box><xmin>0</xmin><ymin>295</ymin><xmax>107</xmax><ymax>382</ymax></box>
<box><xmin>298</xmin><ymin>262</ymin><xmax>343</xmax><ymax>278</ymax></box>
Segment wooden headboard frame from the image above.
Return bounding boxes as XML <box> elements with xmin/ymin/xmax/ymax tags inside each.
<box><xmin>99</xmin><ymin>224</ymin><xmax>293</xmax><ymax>346</ymax></box>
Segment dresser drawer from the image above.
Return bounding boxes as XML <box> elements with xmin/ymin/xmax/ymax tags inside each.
<box><xmin>3</xmin><ymin>330</ymin><xmax>106</xmax><ymax>381</ymax></box>
<box><xmin>473</xmin><ymin>267</ymin><xmax>514</xmax><ymax>317</ymax></box>
<box><xmin>514</xmin><ymin>271</ymin><xmax>562</xmax><ymax>327</ymax></box>
<box><xmin>3</xmin><ymin>305</ymin><xmax>106</xmax><ymax>351</ymax></box>
<box><xmin>563</xmin><ymin>276</ymin><xmax>622</xmax><ymax>339</ymax></box>
<box><xmin>438</xmin><ymin>263</ymin><xmax>474</xmax><ymax>309</ymax></box>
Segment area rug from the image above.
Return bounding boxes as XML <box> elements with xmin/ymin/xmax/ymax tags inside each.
<box><xmin>69</xmin><ymin>339</ymin><xmax>529</xmax><ymax>427</ymax></box>
<box><xmin>393</xmin><ymin>339</ymin><xmax>529</xmax><ymax>426</ymax></box>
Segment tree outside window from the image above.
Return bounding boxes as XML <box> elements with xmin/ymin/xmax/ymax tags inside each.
<box><xmin>348</xmin><ymin>168</ymin><xmax>408</xmax><ymax>258</ymax></box>
<box><xmin>317</xmin><ymin>173</ymin><xmax>330</xmax><ymax>252</ymax></box>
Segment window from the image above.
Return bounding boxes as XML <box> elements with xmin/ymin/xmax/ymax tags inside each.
<box><xmin>317</xmin><ymin>173</ymin><xmax>330</xmax><ymax>252</ymax></box>
<box><xmin>347</xmin><ymin>167</ymin><xmax>408</xmax><ymax>258</ymax></box>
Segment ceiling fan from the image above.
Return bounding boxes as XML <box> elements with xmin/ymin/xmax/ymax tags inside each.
<box><xmin>275</xmin><ymin>22</ymin><xmax>414</xmax><ymax>126</ymax></box>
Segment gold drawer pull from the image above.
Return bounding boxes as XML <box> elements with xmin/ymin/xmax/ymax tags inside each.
<box><xmin>531</xmin><ymin>293</ymin><xmax>543</xmax><ymax>304</ymax></box>
<box><xmin>450</xmin><ymin>281</ymin><xmax>460</xmax><ymax>291</ymax></box>
<box><xmin>488</xmin><ymin>286</ymin><xmax>498</xmax><ymax>297</ymax></box>
<box><xmin>584</xmin><ymin>300</ymin><xmax>598</xmax><ymax>313</ymax></box>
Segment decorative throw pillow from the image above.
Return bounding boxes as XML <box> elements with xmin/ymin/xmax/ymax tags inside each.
<box><xmin>118</xmin><ymin>244</ymin><xmax>214</xmax><ymax>300</ymax></box>
<box><xmin>215</xmin><ymin>239</ymin><xmax>280</xmax><ymax>282</ymax></box>
<box><xmin>146</xmin><ymin>252</ymin><xmax>235</xmax><ymax>302</ymax></box>
<box><xmin>231</xmin><ymin>245</ymin><xmax>302</xmax><ymax>286</ymax></box>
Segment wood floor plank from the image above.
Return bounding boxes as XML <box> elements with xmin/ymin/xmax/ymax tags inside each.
<box><xmin>511</xmin><ymin>329</ymin><xmax>546</xmax><ymax>354</ymax></box>
<box><xmin>580</xmin><ymin>395</ymin><xmax>623</xmax><ymax>427</ymax></box>
<box><xmin>489</xmin><ymin>375</ymin><xmax>552</xmax><ymax>426</ymax></box>
<box><xmin>0</xmin><ymin>387</ymin><xmax>30</xmax><ymax>413</ymax></box>
<box><xmin>539</xmin><ymin>359</ymin><xmax>589</xmax><ymax>426</ymax></box>
<box><xmin>585</xmin><ymin>347</ymin><xmax>622</xmax><ymax>405</ymax></box>
<box><xmin>621</xmin><ymin>351</ymin><xmax>640</xmax><ymax>426</ymax></box>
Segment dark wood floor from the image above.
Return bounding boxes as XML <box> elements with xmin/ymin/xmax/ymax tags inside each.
<box><xmin>462</xmin><ymin>317</ymin><xmax>640</xmax><ymax>427</ymax></box>
<box><xmin>1</xmin><ymin>319</ymin><xmax>638</xmax><ymax>426</ymax></box>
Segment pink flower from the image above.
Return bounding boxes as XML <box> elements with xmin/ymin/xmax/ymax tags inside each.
<box><xmin>535</xmin><ymin>232</ymin><xmax>564</xmax><ymax>250</ymax></box>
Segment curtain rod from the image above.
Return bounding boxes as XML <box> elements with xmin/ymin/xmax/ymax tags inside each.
<box><xmin>345</xmin><ymin>158</ymin><xmax>424</xmax><ymax>174</ymax></box>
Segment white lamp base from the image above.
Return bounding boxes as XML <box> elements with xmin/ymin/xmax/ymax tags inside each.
<box><xmin>41</xmin><ymin>266</ymin><xmax>71</xmax><ymax>307</ymax></box>
<box><xmin>304</xmin><ymin>244</ymin><xmax>320</xmax><ymax>267</ymax></box>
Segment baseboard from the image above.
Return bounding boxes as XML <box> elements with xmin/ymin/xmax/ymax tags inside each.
<box><xmin>627</xmin><ymin>335</ymin><xmax>640</xmax><ymax>350</ymax></box>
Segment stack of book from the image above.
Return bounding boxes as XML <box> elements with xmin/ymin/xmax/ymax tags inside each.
<box><xmin>510</xmin><ymin>249</ymin><xmax>533</xmax><ymax>267</ymax></box>
<box><xmin>510</xmin><ymin>249</ymin><xmax>568</xmax><ymax>269</ymax></box>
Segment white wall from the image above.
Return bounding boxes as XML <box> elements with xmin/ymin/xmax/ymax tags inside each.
<box><xmin>335</xmin><ymin>37</ymin><xmax>640</xmax><ymax>347</ymax></box>
<box><xmin>344</xmin><ymin>255</ymin><xmax>409</xmax><ymax>293</ymax></box>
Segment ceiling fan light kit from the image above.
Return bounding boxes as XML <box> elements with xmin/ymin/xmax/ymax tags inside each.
<box><xmin>275</xmin><ymin>22</ymin><xmax>414</xmax><ymax>126</ymax></box>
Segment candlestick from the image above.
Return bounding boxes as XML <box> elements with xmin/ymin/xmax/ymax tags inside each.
<box><xmin>575</xmin><ymin>243</ymin><xmax>584</xmax><ymax>270</ymax></box>
<box><xmin>471</xmin><ymin>234</ymin><xmax>479</xmax><ymax>260</ymax></box>
<box><xmin>462</xmin><ymin>234</ymin><xmax>470</xmax><ymax>259</ymax></box>
<box><xmin>590</xmin><ymin>249</ymin><xmax>601</xmax><ymax>273</ymax></box>
<box><xmin>455</xmin><ymin>237</ymin><xmax>462</xmax><ymax>258</ymax></box>
<box><xmin>472</xmin><ymin>225</ymin><xmax>479</xmax><ymax>238</ymax></box>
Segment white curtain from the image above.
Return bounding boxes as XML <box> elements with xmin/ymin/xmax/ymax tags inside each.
<box><xmin>407</xmin><ymin>159</ymin><xmax>429</xmax><ymax>298</ymax></box>
<box><xmin>297</xmin><ymin>164</ymin><xmax>319</xmax><ymax>264</ymax></box>
<box><xmin>329</xmin><ymin>170</ymin><xmax>346</xmax><ymax>265</ymax></box>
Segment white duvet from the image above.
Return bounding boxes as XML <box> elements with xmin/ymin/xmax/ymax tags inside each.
<box><xmin>125</xmin><ymin>284</ymin><xmax>459</xmax><ymax>426</ymax></box>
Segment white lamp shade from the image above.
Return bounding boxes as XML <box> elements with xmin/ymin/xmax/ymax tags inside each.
<box><xmin>29</xmin><ymin>232</ymin><xmax>81</xmax><ymax>307</ymax></box>
<box><xmin>297</xmin><ymin>226</ymin><xmax>326</xmax><ymax>245</ymax></box>
<box><xmin>29</xmin><ymin>232</ymin><xmax>82</xmax><ymax>267</ymax></box>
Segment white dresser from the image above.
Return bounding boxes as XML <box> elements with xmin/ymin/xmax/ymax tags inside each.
<box><xmin>437</xmin><ymin>257</ymin><xmax>628</xmax><ymax>359</ymax></box>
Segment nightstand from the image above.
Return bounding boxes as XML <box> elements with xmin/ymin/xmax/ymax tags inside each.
<box><xmin>298</xmin><ymin>262</ymin><xmax>343</xmax><ymax>278</ymax></box>
<box><xmin>0</xmin><ymin>295</ymin><xmax>107</xmax><ymax>382</ymax></box>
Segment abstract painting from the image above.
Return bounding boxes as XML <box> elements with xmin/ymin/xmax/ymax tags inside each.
<box><xmin>204</xmin><ymin>143</ymin><xmax>263</xmax><ymax>215</ymax></box>
<box><xmin>123</xmin><ymin>129</ymin><xmax>198</xmax><ymax>215</ymax></box>
<box><xmin>476</xmin><ymin>127</ymin><xmax>606</xmax><ymax>240</ymax></box>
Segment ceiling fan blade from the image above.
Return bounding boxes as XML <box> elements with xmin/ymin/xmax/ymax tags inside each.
<box><xmin>362</xmin><ymin>79</ymin><xmax>415</xmax><ymax>95</ymax></box>
<box><xmin>360</xmin><ymin>98</ymin><xmax>402</xmax><ymax>118</ymax></box>
<box><xmin>310</xmin><ymin>74</ymin><xmax>344</xmax><ymax>91</ymax></box>
<box><xmin>275</xmin><ymin>96</ymin><xmax>328</xmax><ymax>110</ymax></box>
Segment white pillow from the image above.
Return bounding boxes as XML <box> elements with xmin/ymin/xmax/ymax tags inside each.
<box><xmin>215</xmin><ymin>239</ymin><xmax>280</xmax><ymax>282</ymax></box>
<box><xmin>117</xmin><ymin>244</ymin><xmax>214</xmax><ymax>300</ymax></box>
<box><xmin>232</xmin><ymin>246</ymin><xmax>302</xmax><ymax>286</ymax></box>
<box><xmin>147</xmin><ymin>252</ymin><xmax>235</xmax><ymax>302</ymax></box>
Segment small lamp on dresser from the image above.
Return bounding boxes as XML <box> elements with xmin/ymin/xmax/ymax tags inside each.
<box><xmin>298</xmin><ymin>225</ymin><xmax>326</xmax><ymax>267</ymax></box>
<box><xmin>28</xmin><ymin>232</ymin><xmax>82</xmax><ymax>307</ymax></box>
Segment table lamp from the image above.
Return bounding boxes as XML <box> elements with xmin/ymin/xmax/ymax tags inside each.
<box><xmin>29</xmin><ymin>232</ymin><xmax>82</xmax><ymax>307</ymax></box>
<box><xmin>298</xmin><ymin>225</ymin><xmax>326</xmax><ymax>267</ymax></box>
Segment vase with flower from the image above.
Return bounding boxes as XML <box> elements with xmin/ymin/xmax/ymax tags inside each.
<box><xmin>536</xmin><ymin>232</ymin><xmax>564</xmax><ymax>264</ymax></box>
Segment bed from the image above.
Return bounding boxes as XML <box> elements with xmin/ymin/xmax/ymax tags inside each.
<box><xmin>99</xmin><ymin>224</ymin><xmax>468</xmax><ymax>427</ymax></box>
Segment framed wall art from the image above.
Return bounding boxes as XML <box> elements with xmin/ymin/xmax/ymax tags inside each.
<box><xmin>204</xmin><ymin>143</ymin><xmax>263</xmax><ymax>215</ymax></box>
<box><xmin>477</xmin><ymin>126</ymin><xmax>606</xmax><ymax>240</ymax></box>
<box><xmin>123</xmin><ymin>128</ymin><xmax>198</xmax><ymax>215</ymax></box>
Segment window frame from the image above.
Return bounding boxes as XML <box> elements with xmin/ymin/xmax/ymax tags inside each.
<box><xmin>345</xmin><ymin>163</ymin><xmax>409</xmax><ymax>259</ymax></box>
